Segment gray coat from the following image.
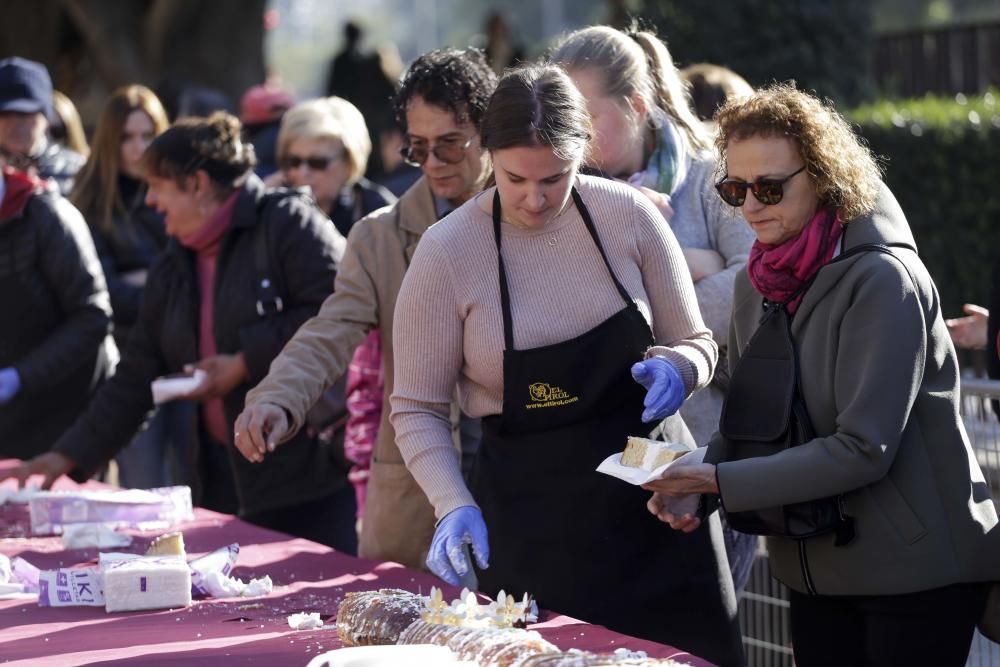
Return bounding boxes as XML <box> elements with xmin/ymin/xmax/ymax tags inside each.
<box><xmin>713</xmin><ymin>184</ymin><xmax>1000</xmax><ymax>595</ymax></box>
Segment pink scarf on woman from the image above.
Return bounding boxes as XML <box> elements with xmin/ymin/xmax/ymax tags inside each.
<box><xmin>747</xmin><ymin>206</ymin><xmax>843</xmax><ymax>314</ymax></box>
<box><xmin>178</xmin><ymin>190</ymin><xmax>240</xmax><ymax>444</ymax></box>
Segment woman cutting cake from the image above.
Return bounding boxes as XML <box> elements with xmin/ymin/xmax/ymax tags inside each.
<box><xmin>390</xmin><ymin>64</ymin><xmax>742</xmax><ymax>667</ymax></box>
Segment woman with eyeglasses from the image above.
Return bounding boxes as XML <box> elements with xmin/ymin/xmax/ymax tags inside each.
<box><xmin>643</xmin><ymin>83</ymin><xmax>998</xmax><ymax>666</ymax></box>
<box><xmin>6</xmin><ymin>112</ymin><xmax>359</xmax><ymax>553</ymax></box>
<box><xmin>390</xmin><ymin>64</ymin><xmax>743</xmax><ymax>667</ymax></box>
<box><xmin>274</xmin><ymin>97</ymin><xmax>395</xmax><ymax>238</ymax></box>
<box><xmin>552</xmin><ymin>23</ymin><xmax>759</xmax><ymax>597</ymax></box>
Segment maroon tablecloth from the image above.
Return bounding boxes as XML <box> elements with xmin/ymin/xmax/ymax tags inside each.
<box><xmin>0</xmin><ymin>467</ymin><xmax>712</xmax><ymax>666</ymax></box>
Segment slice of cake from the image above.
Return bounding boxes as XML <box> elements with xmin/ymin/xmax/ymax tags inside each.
<box><xmin>145</xmin><ymin>532</ymin><xmax>185</xmax><ymax>557</ymax></box>
<box><xmin>620</xmin><ymin>437</ymin><xmax>689</xmax><ymax>471</ymax></box>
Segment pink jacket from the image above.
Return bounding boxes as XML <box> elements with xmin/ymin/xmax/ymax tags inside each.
<box><xmin>344</xmin><ymin>329</ymin><xmax>383</xmax><ymax>518</ymax></box>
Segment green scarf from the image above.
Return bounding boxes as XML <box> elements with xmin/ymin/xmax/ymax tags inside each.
<box><xmin>627</xmin><ymin>110</ymin><xmax>688</xmax><ymax>196</ymax></box>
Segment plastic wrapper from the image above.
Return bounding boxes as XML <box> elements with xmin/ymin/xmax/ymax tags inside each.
<box><xmin>188</xmin><ymin>543</ymin><xmax>240</xmax><ymax>597</ymax></box>
<box><xmin>62</xmin><ymin>523</ymin><xmax>133</xmax><ymax>549</ymax></box>
<box><xmin>29</xmin><ymin>486</ymin><xmax>193</xmax><ymax>535</ymax></box>
<box><xmin>38</xmin><ymin>566</ymin><xmax>104</xmax><ymax>607</ymax></box>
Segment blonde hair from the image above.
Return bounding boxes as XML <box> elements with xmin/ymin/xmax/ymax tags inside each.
<box><xmin>714</xmin><ymin>83</ymin><xmax>882</xmax><ymax>222</ymax></box>
<box><xmin>70</xmin><ymin>85</ymin><xmax>169</xmax><ymax>232</ymax></box>
<box><xmin>51</xmin><ymin>90</ymin><xmax>89</xmax><ymax>158</ymax></box>
<box><xmin>551</xmin><ymin>25</ymin><xmax>710</xmax><ymax>155</ymax></box>
<box><xmin>277</xmin><ymin>97</ymin><xmax>371</xmax><ymax>186</ymax></box>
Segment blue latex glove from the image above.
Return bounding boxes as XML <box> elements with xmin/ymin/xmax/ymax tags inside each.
<box><xmin>631</xmin><ymin>357</ymin><xmax>685</xmax><ymax>422</ymax></box>
<box><xmin>0</xmin><ymin>367</ymin><xmax>21</xmax><ymax>404</ymax></box>
<box><xmin>426</xmin><ymin>506</ymin><xmax>490</xmax><ymax>586</ymax></box>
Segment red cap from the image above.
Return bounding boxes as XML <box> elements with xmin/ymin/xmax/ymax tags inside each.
<box><xmin>240</xmin><ymin>84</ymin><xmax>294</xmax><ymax>126</ymax></box>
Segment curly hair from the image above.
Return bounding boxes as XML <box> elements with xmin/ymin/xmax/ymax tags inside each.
<box><xmin>714</xmin><ymin>82</ymin><xmax>882</xmax><ymax>222</ymax></box>
<box><xmin>142</xmin><ymin>111</ymin><xmax>256</xmax><ymax>193</ymax></box>
<box><xmin>393</xmin><ymin>48</ymin><xmax>498</xmax><ymax>134</ymax></box>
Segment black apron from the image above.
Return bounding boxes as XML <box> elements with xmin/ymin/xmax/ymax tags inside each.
<box><xmin>471</xmin><ymin>189</ymin><xmax>743</xmax><ymax>667</ymax></box>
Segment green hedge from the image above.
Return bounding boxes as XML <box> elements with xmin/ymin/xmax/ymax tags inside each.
<box><xmin>850</xmin><ymin>91</ymin><xmax>1000</xmax><ymax>318</ymax></box>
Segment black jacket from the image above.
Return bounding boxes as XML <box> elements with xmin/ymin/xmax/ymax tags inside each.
<box><xmin>0</xmin><ymin>169</ymin><xmax>116</xmax><ymax>460</ymax></box>
<box><xmin>84</xmin><ymin>176</ymin><xmax>168</xmax><ymax>350</ymax></box>
<box><xmin>328</xmin><ymin>177</ymin><xmax>395</xmax><ymax>238</ymax></box>
<box><xmin>56</xmin><ymin>175</ymin><xmax>348</xmax><ymax>515</ymax></box>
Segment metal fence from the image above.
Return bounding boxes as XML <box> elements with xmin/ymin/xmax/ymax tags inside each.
<box><xmin>874</xmin><ymin>21</ymin><xmax>1000</xmax><ymax>97</ymax></box>
<box><xmin>738</xmin><ymin>377</ymin><xmax>1000</xmax><ymax>667</ymax></box>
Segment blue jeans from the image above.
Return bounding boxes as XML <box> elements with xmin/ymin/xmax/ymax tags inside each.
<box><xmin>115</xmin><ymin>401</ymin><xmax>193</xmax><ymax>489</ymax></box>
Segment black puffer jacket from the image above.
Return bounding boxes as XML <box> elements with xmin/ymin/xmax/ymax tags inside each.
<box><xmin>84</xmin><ymin>176</ymin><xmax>168</xmax><ymax>350</ymax></box>
<box><xmin>0</xmin><ymin>168</ymin><xmax>116</xmax><ymax>460</ymax></box>
<box><xmin>55</xmin><ymin>175</ymin><xmax>349</xmax><ymax>515</ymax></box>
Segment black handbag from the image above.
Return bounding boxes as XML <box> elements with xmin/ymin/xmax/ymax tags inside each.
<box><xmin>252</xmin><ymin>191</ymin><xmax>350</xmax><ymax>469</ymax></box>
<box><xmin>709</xmin><ymin>298</ymin><xmax>854</xmax><ymax>543</ymax></box>
<box><xmin>706</xmin><ymin>242</ymin><xmax>915</xmax><ymax>543</ymax></box>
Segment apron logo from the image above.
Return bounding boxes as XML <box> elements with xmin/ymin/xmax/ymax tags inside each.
<box><xmin>526</xmin><ymin>382</ymin><xmax>579</xmax><ymax>409</ymax></box>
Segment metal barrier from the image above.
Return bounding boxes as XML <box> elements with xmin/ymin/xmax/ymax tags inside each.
<box><xmin>738</xmin><ymin>378</ymin><xmax>1000</xmax><ymax>667</ymax></box>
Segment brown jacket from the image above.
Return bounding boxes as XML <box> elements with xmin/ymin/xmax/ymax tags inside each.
<box><xmin>245</xmin><ymin>177</ymin><xmax>442</xmax><ymax>568</ymax></box>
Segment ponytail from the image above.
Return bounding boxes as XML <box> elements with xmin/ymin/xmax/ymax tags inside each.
<box><xmin>626</xmin><ymin>29</ymin><xmax>711</xmax><ymax>154</ymax></box>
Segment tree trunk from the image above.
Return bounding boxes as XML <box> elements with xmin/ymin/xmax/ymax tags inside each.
<box><xmin>0</xmin><ymin>0</ymin><xmax>267</xmax><ymax>125</ymax></box>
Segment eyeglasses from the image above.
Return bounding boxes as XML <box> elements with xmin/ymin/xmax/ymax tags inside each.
<box><xmin>715</xmin><ymin>165</ymin><xmax>807</xmax><ymax>207</ymax></box>
<box><xmin>399</xmin><ymin>135</ymin><xmax>475</xmax><ymax>167</ymax></box>
<box><xmin>282</xmin><ymin>154</ymin><xmax>341</xmax><ymax>171</ymax></box>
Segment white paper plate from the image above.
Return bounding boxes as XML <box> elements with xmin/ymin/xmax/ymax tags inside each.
<box><xmin>596</xmin><ymin>444</ymin><xmax>706</xmax><ymax>485</ymax></box>
<box><xmin>304</xmin><ymin>645</ymin><xmax>476</xmax><ymax>667</ymax></box>
<box><xmin>151</xmin><ymin>369</ymin><xmax>208</xmax><ymax>405</ymax></box>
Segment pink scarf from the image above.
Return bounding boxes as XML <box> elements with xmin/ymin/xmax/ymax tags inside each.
<box><xmin>747</xmin><ymin>206</ymin><xmax>843</xmax><ymax>314</ymax></box>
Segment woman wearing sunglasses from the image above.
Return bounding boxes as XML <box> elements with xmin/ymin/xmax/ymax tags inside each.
<box><xmin>644</xmin><ymin>83</ymin><xmax>998</xmax><ymax>666</ymax></box>
<box><xmin>274</xmin><ymin>97</ymin><xmax>395</xmax><ymax>238</ymax></box>
<box><xmin>274</xmin><ymin>96</ymin><xmax>397</xmax><ymax>528</ymax></box>
<box><xmin>390</xmin><ymin>64</ymin><xmax>743</xmax><ymax>667</ymax></box>
<box><xmin>552</xmin><ymin>24</ymin><xmax>758</xmax><ymax>597</ymax></box>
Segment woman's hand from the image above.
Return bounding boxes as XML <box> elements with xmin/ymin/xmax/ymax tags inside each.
<box><xmin>681</xmin><ymin>247</ymin><xmax>725</xmax><ymax>283</ymax></box>
<box><xmin>183</xmin><ymin>354</ymin><xmax>249</xmax><ymax>401</ymax></box>
<box><xmin>427</xmin><ymin>506</ymin><xmax>490</xmax><ymax>586</ymax></box>
<box><xmin>647</xmin><ymin>492</ymin><xmax>701</xmax><ymax>532</ymax></box>
<box><xmin>233</xmin><ymin>402</ymin><xmax>291</xmax><ymax>462</ymax></box>
<box><xmin>631</xmin><ymin>358</ymin><xmax>685</xmax><ymax>422</ymax></box>
<box><xmin>0</xmin><ymin>452</ymin><xmax>74</xmax><ymax>489</ymax></box>
<box><xmin>632</xmin><ymin>185</ymin><xmax>674</xmax><ymax>223</ymax></box>
<box><xmin>641</xmin><ymin>461</ymin><xmax>718</xmax><ymax>495</ymax></box>
<box><xmin>945</xmin><ymin>303</ymin><xmax>989</xmax><ymax>350</ymax></box>
<box><xmin>0</xmin><ymin>367</ymin><xmax>21</xmax><ymax>404</ymax></box>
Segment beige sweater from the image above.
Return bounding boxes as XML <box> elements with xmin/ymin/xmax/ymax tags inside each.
<box><xmin>390</xmin><ymin>175</ymin><xmax>717</xmax><ymax>517</ymax></box>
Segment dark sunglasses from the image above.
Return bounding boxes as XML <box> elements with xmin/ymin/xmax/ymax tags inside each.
<box><xmin>399</xmin><ymin>136</ymin><xmax>474</xmax><ymax>167</ymax></box>
<box><xmin>282</xmin><ymin>154</ymin><xmax>340</xmax><ymax>171</ymax></box>
<box><xmin>715</xmin><ymin>165</ymin><xmax>807</xmax><ymax>207</ymax></box>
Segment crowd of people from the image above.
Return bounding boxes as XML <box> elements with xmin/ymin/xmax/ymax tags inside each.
<box><xmin>0</xmin><ymin>19</ymin><xmax>996</xmax><ymax>667</ymax></box>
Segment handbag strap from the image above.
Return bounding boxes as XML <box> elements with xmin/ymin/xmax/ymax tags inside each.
<box><xmin>252</xmin><ymin>191</ymin><xmax>291</xmax><ymax>319</ymax></box>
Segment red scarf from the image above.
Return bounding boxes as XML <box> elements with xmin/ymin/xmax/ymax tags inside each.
<box><xmin>747</xmin><ymin>206</ymin><xmax>843</xmax><ymax>314</ymax></box>
<box><xmin>0</xmin><ymin>166</ymin><xmax>45</xmax><ymax>222</ymax></box>
<box><xmin>179</xmin><ymin>189</ymin><xmax>240</xmax><ymax>445</ymax></box>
